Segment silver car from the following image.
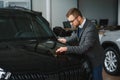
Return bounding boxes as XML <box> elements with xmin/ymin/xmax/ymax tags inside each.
<box><xmin>100</xmin><ymin>29</ymin><xmax>120</xmax><ymax>75</ymax></box>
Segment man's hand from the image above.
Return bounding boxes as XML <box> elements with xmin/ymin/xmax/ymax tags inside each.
<box><xmin>58</xmin><ymin>38</ymin><xmax>66</xmax><ymax>43</ymax></box>
<box><xmin>56</xmin><ymin>47</ymin><xmax>67</xmax><ymax>55</ymax></box>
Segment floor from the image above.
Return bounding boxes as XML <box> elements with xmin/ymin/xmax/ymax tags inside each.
<box><xmin>102</xmin><ymin>69</ymin><xmax>120</xmax><ymax>80</ymax></box>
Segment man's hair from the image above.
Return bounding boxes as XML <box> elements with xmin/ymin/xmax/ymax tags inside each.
<box><xmin>66</xmin><ymin>8</ymin><xmax>82</xmax><ymax>18</ymax></box>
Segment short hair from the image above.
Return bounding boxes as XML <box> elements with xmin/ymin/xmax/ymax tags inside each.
<box><xmin>66</xmin><ymin>8</ymin><xmax>83</xmax><ymax>18</ymax></box>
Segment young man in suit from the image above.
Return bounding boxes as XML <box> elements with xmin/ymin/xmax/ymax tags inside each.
<box><xmin>56</xmin><ymin>8</ymin><xmax>104</xmax><ymax>80</ymax></box>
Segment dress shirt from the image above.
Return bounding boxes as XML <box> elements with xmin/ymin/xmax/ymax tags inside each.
<box><xmin>77</xmin><ymin>17</ymin><xmax>86</xmax><ymax>37</ymax></box>
<box><xmin>79</xmin><ymin>17</ymin><xmax>86</xmax><ymax>28</ymax></box>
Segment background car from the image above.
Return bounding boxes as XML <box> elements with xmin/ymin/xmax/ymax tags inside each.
<box><xmin>100</xmin><ymin>28</ymin><xmax>120</xmax><ymax>75</ymax></box>
<box><xmin>0</xmin><ymin>7</ymin><xmax>92</xmax><ymax>80</ymax></box>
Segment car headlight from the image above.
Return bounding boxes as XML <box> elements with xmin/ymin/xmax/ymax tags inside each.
<box><xmin>99</xmin><ymin>30</ymin><xmax>106</xmax><ymax>40</ymax></box>
<box><xmin>116</xmin><ymin>38</ymin><xmax>120</xmax><ymax>42</ymax></box>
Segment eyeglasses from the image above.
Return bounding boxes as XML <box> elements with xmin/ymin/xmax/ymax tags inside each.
<box><xmin>69</xmin><ymin>17</ymin><xmax>78</xmax><ymax>23</ymax></box>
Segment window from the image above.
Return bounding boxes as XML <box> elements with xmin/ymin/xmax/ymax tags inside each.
<box><xmin>0</xmin><ymin>0</ymin><xmax>32</xmax><ymax>10</ymax></box>
<box><xmin>0</xmin><ymin>12</ymin><xmax>16</xmax><ymax>39</ymax></box>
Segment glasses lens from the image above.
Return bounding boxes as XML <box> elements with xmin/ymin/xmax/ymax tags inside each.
<box><xmin>69</xmin><ymin>17</ymin><xmax>77</xmax><ymax>23</ymax></box>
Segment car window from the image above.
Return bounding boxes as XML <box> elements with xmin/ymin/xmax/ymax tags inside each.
<box><xmin>0</xmin><ymin>12</ymin><xmax>17</xmax><ymax>40</ymax></box>
<box><xmin>12</xmin><ymin>12</ymin><xmax>35</xmax><ymax>38</ymax></box>
<box><xmin>14</xmin><ymin>13</ymin><xmax>53</xmax><ymax>38</ymax></box>
<box><xmin>30</xmin><ymin>15</ymin><xmax>52</xmax><ymax>38</ymax></box>
<box><xmin>0</xmin><ymin>11</ymin><xmax>54</xmax><ymax>41</ymax></box>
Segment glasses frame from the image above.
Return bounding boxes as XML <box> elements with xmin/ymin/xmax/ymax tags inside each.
<box><xmin>69</xmin><ymin>17</ymin><xmax>78</xmax><ymax>23</ymax></box>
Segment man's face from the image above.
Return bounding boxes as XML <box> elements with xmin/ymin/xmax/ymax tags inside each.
<box><xmin>67</xmin><ymin>15</ymin><xmax>80</xmax><ymax>28</ymax></box>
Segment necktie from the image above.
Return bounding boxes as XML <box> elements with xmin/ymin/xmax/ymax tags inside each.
<box><xmin>77</xmin><ymin>28</ymin><xmax>82</xmax><ymax>37</ymax></box>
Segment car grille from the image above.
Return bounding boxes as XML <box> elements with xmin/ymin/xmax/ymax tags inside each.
<box><xmin>8</xmin><ymin>60</ymin><xmax>91</xmax><ymax>80</ymax></box>
<box><xmin>10</xmin><ymin>73</ymin><xmax>47</xmax><ymax>80</ymax></box>
<box><xmin>9</xmin><ymin>65</ymin><xmax>91</xmax><ymax>80</ymax></box>
<box><xmin>9</xmin><ymin>70</ymin><xmax>85</xmax><ymax>80</ymax></box>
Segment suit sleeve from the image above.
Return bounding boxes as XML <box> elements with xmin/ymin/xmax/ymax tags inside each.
<box><xmin>65</xmin><ymin>31</ymin><xmax>79</xmax><ymax>46</ymax></box>
<box><xmin>66</xmin><ymin>24</ymin><xmax>99</xmax><ymax>54</ymax></box>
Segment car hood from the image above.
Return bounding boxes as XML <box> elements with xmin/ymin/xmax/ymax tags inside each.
<box><xmin>0</xmin><ymin>41</ymin><xmax>82</xmax><ymax>73</ymax></box>
<box><xmin>101</xmin><ymin>30</ymin><xmax>120</xmax><ymax>43</ymax></box>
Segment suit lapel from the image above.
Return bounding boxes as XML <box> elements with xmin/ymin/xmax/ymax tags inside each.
<box><xmin>78</xmin><ymin>19</ymin><xmax>90</xmax><ymax>41</ymax></box>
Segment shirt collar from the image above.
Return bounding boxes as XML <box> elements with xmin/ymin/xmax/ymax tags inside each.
<box><xmin>79</xmin><ymin>17</ymin><xmax>86</xmax><ymax>28</ymax></box>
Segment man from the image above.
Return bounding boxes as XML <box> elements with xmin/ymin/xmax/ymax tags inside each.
<box><xmin>56</xmin><ymin>8</ymin><xmax>104</xmax><ymax>80</ymax></box>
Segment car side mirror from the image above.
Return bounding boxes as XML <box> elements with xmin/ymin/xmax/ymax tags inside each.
<box><xmin>45</xmin><ymin>40</ymin><xmax>56</xmax><ymax>49</ymax></box>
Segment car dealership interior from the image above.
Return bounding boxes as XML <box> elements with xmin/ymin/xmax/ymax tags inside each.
<box><xmin>0</xmin><ymin>0</ymin><xmax>120</xmax><ymax>80</ymax></box>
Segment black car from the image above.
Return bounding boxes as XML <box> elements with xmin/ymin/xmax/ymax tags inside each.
<box><xmin>0</xmin><ymin>7</ymin><xmax>92</xmax><ymax>80</ymax></box>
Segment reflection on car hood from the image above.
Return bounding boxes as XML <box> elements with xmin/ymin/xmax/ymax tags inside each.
<box><xmin>0</xmin><ymin>42</ymin><xmax>58</xmax><ymax>73</ymax></box>
<box><xmin>0</xmin><ymin>41</ymin><xmax>83</xmax><ymax>73</ymax></box>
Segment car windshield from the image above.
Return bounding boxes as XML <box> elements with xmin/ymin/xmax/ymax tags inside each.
<box><xmin>0</xmin><ymin>10</ymin><xmax>54</xmax><ymax>41</ymax></box>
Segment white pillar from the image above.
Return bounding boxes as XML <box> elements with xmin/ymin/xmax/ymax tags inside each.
<box><xmin>46</xmin><ymin>0</ymin><xmax>52</xmax><ymax>26</ymax></box>
<box><xmin>118</xmin><ymin>0</ymin><xmax>120</xmax><ymax>25</ymax></box>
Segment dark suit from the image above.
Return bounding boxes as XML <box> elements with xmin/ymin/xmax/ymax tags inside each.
<box><xmin>66</xmin><ymin>19</ymin><xmax>104</xmax><ymax>68</ymax></box>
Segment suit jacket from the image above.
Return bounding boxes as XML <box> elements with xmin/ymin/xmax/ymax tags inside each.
<box><xmin>66</xmin><ymin>19</ymin><xmax>104</xmax><ymax>68</ymax></box>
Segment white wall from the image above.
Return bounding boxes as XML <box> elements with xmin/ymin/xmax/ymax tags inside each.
<box><xmin>32</xmin><ymin>0</ymin><xmax>47</xmax><ymax>19</ymax></box>
<box><xmin>118</xmin><ymin>0</ymin><xmax>120</xmax><ymax>25</ymax></box>
<box><xmin>51</xmin><ymin>0</ymin><xmax>77</xmax><ymax>28</ymax></box>
<box><xmin>32</xmin><ymin>0</ymin><xmax>77</xmax><ymax>28</ymax></box>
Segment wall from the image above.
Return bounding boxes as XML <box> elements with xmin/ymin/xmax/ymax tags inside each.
<box><xmin>32</xmin><ymin>0</ymin><xmax>77</xmax><ymax>28</ymax></box>
<box><xmin>78</xmin><ymin>0</ymin><xmax>118</xmax><ymax>26</ymax></box>
<box><xmin>118</xmin><ymin>0</ymin><xmax>120</xmax><ymax>25</ymax></box>
<box><xmin>32</xmin><ymin>0</ymin><xmax>47</xmax><ymax>19</ymax></box>
<box><xmin>51</xmin><ymin>0</ymin><xmax>77</xmax><ymax>28</ymax></box>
